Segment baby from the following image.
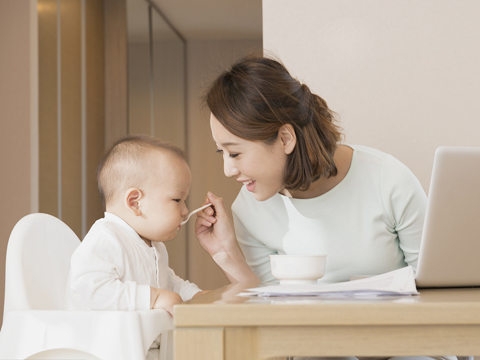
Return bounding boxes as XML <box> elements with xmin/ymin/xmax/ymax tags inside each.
<box><xmin>66</xmin><ymin>134</ymin><xmax>205</xmax><ymax>315</ymax></box>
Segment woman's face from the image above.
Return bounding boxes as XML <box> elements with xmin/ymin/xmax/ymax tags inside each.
<box><xmin>210</xmin><ymin>114</ymin><xmax>292</xmax><ymax>201</ymax></box>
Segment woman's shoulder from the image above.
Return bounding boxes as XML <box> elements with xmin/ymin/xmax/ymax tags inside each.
<box><xmin>347</xmin><ymin>144</ymin><xmax>424</xmax><ymax>193</ymax></box>
<box><xmin>350</xmin><ymin>144</ymin><xmax>394</xmax><ymax>162</ymax></box>
<box><xmin>349</xmin><ymin>144</ymin><xmax>411</xmax><ymax>173</ymax></box>
<box><xmin>350</xmin><ymin>144</ymin><xmax>424</xmax><ymax>195</ymax></box>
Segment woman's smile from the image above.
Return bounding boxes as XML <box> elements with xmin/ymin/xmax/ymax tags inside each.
<box><xmin>243</xmin><ymin>180</ymin><xmax>256</xmax><ymax>192</ymax></box>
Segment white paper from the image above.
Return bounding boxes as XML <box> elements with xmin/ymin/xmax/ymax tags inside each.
<box><xmin>239</xmin><ymin>266</ymin><xmax>418</xmax><ymax>297</ymax></box>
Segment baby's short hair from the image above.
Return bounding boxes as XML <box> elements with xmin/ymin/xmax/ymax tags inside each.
<box><xmin>97</xmin><ymin>134</ymin><xmax>186</xmax><ymax>209</ymax></box>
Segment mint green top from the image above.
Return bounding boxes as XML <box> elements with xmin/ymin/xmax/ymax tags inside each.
<box><xmin>232</xmin><ymin>145</ymin><xmax>427</xmax><ymax>283</ymax></box>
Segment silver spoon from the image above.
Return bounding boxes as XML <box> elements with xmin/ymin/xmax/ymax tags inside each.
<box><xmin>180</xmin><ymin>203</ymin><xmax>213</xmax><ymax>225</ymax></box>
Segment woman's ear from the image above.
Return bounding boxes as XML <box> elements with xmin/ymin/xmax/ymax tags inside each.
<box><xmin>279</xmin><ymin>124</ymin><xmax>296</xmax><ymax>155</ymax></box>
<box><xmin>125</xmin><ymin>188</ymin><xmax>143</xmax><ymax>216</ymax></box>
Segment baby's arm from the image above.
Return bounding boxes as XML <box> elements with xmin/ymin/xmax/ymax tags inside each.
<box><xmin>150</xmin><ymin>287</ymin><xmax>182</xmax><ymax>315</ymax></box>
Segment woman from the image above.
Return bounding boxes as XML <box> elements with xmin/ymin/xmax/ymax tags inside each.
<box><xmin>194</xmin><ymin>55</ymin><xmax>427</xmax><ymax>285</ymax></box>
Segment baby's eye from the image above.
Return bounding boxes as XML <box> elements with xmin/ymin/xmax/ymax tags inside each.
<box><xmin>173</xmin><ymin>199</ymin><xmax>181</xmax><ymax>203</ymax></box>
<box><xmin>215</xmin><ymin>149</ymin><xmax>223</xmax><ymax>154</ymax></box>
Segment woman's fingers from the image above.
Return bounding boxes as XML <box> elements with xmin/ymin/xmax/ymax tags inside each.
<box><xmin>196</xmin><ymin>192</ymin><xmax>222</xmax><ymax>225</ymax></box>
<box><xmin>196</xmin><ymin>211</ymin><xmax>209</xmax><ymax>220</ymax></box>
<box><xmin>207</xmin><ymin>191</ymin><xmax>227</xmax><ymax>218</ymax></box>
<box><xmin>195</xmin><ymin>215</ymin><xmax>211</xmax><ymax>227</ymax></box>
<box><xmin>196</xmin><ymin>211</ymin><xmax>216</xmax><ymax>224</ymax></box>
<box><xmin>195</xmin><ymin>212</ymin><xmax>216</xmax><ymax>229</ymax></box>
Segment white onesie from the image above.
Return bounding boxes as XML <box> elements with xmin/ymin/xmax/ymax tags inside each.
<box><xmin>66</xmin><ymin>212</ymin><xmax>200</xmax><ymax>310</ymax></box>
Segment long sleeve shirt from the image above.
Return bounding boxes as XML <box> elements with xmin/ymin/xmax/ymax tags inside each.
<box><xmin>232</xmin><ymin>145</ymin><xmax>427</xmax><ymax>283</ymax></box>
<box><xmin>66</xmin><ymin>212</ymin><xmax>201</xmax><ymax>311</ymax></box>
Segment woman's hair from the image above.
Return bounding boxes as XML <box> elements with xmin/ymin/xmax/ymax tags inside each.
<box><xmin>97</xmin><ymin>134</ymin><xmax>186</xmax><ymax>209</ymax></box>
<box><xmin>205</xmin><ymin>55</ymin><xmax>343</xmax><ymax>191</ymax></box>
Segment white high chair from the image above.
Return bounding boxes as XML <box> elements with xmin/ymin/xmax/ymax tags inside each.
<box><xmin>0</xmin><ymin>213</ymin><xmax>173</xmax><ymax>360</ymax></box>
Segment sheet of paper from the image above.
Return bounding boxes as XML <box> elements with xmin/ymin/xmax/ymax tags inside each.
<box><xmin>239</xmin><ymin>266</ymin><xmax>418</xmax><ymax>297</ymax></box>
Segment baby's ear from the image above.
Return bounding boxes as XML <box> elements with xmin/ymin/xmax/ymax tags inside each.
<box><xmin>125</xmin><ymin>188</ymin><xmax>143</xmax><ymax>216</ymax></box>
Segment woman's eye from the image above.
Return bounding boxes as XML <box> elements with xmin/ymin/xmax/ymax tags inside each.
<box><xmin>173</xmin><ymin>199</ymin><xmax>181</xmax><ymax>203</ymax></box>
<box><xmin>216</xmin><ymin>149</ymin><xmax>239</xmax><ymax>158</ymax></box>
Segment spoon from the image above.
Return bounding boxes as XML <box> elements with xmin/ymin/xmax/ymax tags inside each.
<box><xmin>180</xmin><ymin>203</ymin><xmax>213</xmax><ymax>225</ymax></box>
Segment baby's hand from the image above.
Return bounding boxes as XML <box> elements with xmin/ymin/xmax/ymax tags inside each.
<box><xmin>150</xmin><ymin>287</ymin><xmax>182</xmax><ymax>315</ymax></box>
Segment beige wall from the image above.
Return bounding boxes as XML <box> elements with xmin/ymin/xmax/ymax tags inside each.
<box><xmin>38</xmin><ymin>0</ymin><xmax>105</xmax><ymax>238</ymax></box>
<box><xmin>263</xmin><ymin>0</ymin><xmax>480</xmax><ymax>193</ymax></box>
<box><xmin>0</xmin><ymin>0</ymin><xmax>38</xmax><ymax>326</ymax></box>
<box><xmin>104</xmin><ymin>0</ymin><xmax>128</xmax><ymax>149</ymax></box>
<box><xmin>0</xmin><ymin>0</ymin><xmax>105</xmax><ymax>326</ymax></box>
<box><xmin>186</xmin><ymin>39</ymin><xmax>262</xmax><ymax>290</ymax></box>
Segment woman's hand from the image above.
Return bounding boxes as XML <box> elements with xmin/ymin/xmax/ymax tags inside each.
<box><xmin>195</xmin><ymin>192</ymin><xmax>259</xmax><ymax>284</ymax></box>
<box><xmin>192</xmin><ymin>290</ymin><xmax>211</xmax><ymax>298</ymax></box>
<box><xmin>195</xmin><ymin>192</ymin><xmax>237</xmax><ymax>257</ymax></box>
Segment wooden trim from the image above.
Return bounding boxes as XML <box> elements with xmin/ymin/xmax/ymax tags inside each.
<box><xmin>175</xmin><ymin>285</ymin><xmax>480</xmax><ymax>327</ymax></box>
<box><xmin>38</xmin><ymin>0</ymin><xmax>58</xmax><ymax>217</ymax></box>
<box><xmin>103</xmin><ymin>0</ymin><xmax>127</xmax><ymax>150</ymax></box>
<box><xmin>225</xmin><ymin>327</ymin><xmax>258</xmax><ymax>360</ymax></box>
<box><xmin>60</xmin><ymin>0</ymin><xmax>82</xmax><ymax>236</ymax></box>
<box><xmin>86</xmin><ymin>0</ymin><xmax>105</xmax><ymax>226</ymax></box>
<box><xmin>175</xmin><ymin>328</ymin><xmax>224</xmax><ymax>360</ymax></box>
<box><xmin>257</xmin><ymin>325</ymin><xmax>480</xmax><ymax>357</ymax></box>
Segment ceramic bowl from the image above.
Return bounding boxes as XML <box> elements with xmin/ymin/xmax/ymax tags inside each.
<box><xmin>269</xmin><ymin>254</ymin><xmax>327</xmax><ymax>285</ymax></box>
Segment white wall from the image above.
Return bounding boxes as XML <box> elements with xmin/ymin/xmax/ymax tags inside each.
<box><xmin>263</xmin><ymin>0</ymin><xmax>480</xmax><ymax>192</ymax></box>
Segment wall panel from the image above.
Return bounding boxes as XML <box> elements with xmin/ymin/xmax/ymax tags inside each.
<box><xmin>86</xmin><ymin>0</ymin><xmax>105</xmax><ymax>228</ymax></box>
<box><xmin>104</xmin><ymin>0</ymin><xmax>128</xmax><ymax>149</ymax></box>
<box><xmin>61</xmin><ymin>0</ymin><xmax>82</xmax><ymax>236</ymax></box>
<box><xmin>38</xmin><ymin>0</ymin><xmax>58</xmax><ymax>218</ymax></box>
<box><xmin>0</xmin><ymin>0</ymin><xmax>104</xmax><ymax>326</ymax></box>
<box><xmin>38</xmin><ymin>0</ymin><xmax>105</xmax><ymax>239</ymax></box>
<box><xmin>0</xmin><ymin>0</ymin><xmax>38</xmax><ymax>327</ymax></box>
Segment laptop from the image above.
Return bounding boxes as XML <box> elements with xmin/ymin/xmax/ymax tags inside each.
<box><xmin>415</xmin><ymin>146</ymin><xmax>480</xmax><ymax>288</ymax></box>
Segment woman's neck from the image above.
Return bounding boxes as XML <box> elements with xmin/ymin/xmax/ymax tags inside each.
<box><xmin>285</xmin><ymin>145</ymin><xmax>354</xmax><ymax>199</ymax></box>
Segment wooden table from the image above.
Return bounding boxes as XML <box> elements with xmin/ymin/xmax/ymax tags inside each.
<box><xmin>174</xmin><ymin>282</ymin><xmax>480</xmax><ymax>360</ymax></box>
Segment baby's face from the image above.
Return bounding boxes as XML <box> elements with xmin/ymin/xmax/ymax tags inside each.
<box><xmin>136</xmin><ymin>153</ymin><xmax>191</xmax><ymax>243</ymax></box>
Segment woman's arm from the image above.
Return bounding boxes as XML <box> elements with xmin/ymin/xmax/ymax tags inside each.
<box><xmin>382</xmin><ymin>156</ymin><xmax>427</xmax><ymax>271</ymax></box>
<box><xmin>195</xmin><ymin>192</ymin><xmax>259</xmax><ymax>284</ymax></box>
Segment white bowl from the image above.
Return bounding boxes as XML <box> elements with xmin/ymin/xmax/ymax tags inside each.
<box><xmin>269</xmin><ymin>254</ymin><xmax>327</xmax><ymax>285</ymax></box>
